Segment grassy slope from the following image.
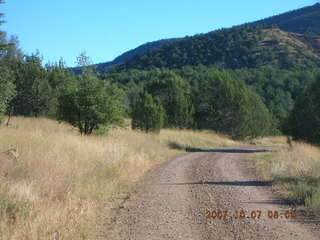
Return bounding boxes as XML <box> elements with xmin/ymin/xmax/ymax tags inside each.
<box><xmin>0</xmin><ymin>117</ymin><xmax>236</xmax><ymax>239</ymax></box>
<box><xmin>250</xmin><ymin>138</ymin><xmax>320</xmax><ymax>215</ymax></box>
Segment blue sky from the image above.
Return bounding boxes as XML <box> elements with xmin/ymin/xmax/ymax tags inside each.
<box><xmin>1</xmin><ymin>0</ymin><xmax>318</xmax><ymax>67</ymax></box>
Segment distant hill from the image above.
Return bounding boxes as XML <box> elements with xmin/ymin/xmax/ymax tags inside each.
<box><xmin>252</xmin><ymin>3</ymin><xmax>320</xmax><ymax>35</ymax></box>
<box><xmin>89</xmin><ymin>3</ymin><xmax>320</xmax><ymax>72</ymax></box>
<box><xmin>88</xmin><ymin>38</ymin><xmax>179</xmax><ymax>72</ymax></box>
<box><xmin>118</xmin><ymin>25</ymin><xmax>320</xmax><ymax>70</ymax></box>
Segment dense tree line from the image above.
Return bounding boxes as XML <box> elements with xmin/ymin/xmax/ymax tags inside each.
<box><xmin>100</xmin><ymin>68</ymin><xmax>277</xmax><ymax>138</ymax></box>
<box><xmin>175</xmin><ymin>66</ymin><xmax>320</xmax><ymax>132</ymax></box>
<box><xmin>0</xmin><ymin>42</ymin><xmax>278</xmax><ymax>139</ymax></box>
<box><xmin>227</xmin><ymin>68</ymin><xmax>320</xmax><ymax>128</ymax></box>
<box><xmin>103</xmin><ymin>66</ymin><xmax>320</xmax><ymax>134</ymax></box>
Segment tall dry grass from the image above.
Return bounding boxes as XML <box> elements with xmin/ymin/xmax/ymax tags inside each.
<box><xmin>0</xmin><ymin>117</ymin><xmax>235</xmax><ymax>239</ymax></box>
<box><xmin>250</xmin><ymin>141</ymin><xmax>320</xmax><ymax>214</ymax></box>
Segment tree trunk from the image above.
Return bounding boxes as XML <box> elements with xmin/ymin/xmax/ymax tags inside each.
<box><xmin>6</xmin><ymin>107</ymin><xmax>13</xmax><ymax>127</ymax></box>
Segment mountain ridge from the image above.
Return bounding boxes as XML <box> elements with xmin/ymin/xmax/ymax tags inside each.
<box><xmin>251</xmin><ymin>3</ymin><xmax>320</xmax><ymax>35</ymax></box>
<box><xmin>92</xmin><ymin>38</ymin><xmax>180</xmax><ymax>72</ymax></box>
<box><xmin>87</xmin><ymin>3</ymin><xmax>320</xmax><ymax>72</ymax></box>
<box><xmin>119</xmin><ymin>25</ymin><xmax>320</xmax><ymax>70</ymax></box>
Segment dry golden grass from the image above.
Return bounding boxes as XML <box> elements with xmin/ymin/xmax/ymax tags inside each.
<box><xmin>250</xmin><ymin>136</ymin><xmax>288</xmax><ymax>146</ymax></box>
<box><xmin>0</xmin><ymin>117</ymin><xmax>236</xmax><ymax>239</ymax></box>
<box><xmin>250</xmin><ymin>141</ymin><xmax>320</xmax><ymax>213</ymax></box>
<box><xmin>271</xmin><ymin>143</ymin><xmax>320</xmax><ymax>178</ymax></box>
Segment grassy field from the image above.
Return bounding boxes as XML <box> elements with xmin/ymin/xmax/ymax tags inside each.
<box><xmin>250</xmin><ymin>139</ymin><xmax>320</xmax><ymax>215</ymax></box>
<box><xmin>0</xmin><ymin>117</ymin><xmax>236</xmax><ymax>239</ymax></box>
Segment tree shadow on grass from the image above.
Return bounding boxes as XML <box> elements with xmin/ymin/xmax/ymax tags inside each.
<box><xmin>167</xmin><ymin>141</ymin><xmax>187</xmax><ymax>151</ymax></box>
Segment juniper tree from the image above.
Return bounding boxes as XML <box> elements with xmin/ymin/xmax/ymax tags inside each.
<box><xmin>146</xmin><ymin>70</ymin><xmax>194</xmax><ymax>129</ymax></box>
<box><xmin>287</xmin><ymin>75</ymin><xmax>320</xmax><ymax>144</ymax></box>
<box><xmin>58</xmin><ymin>54</ymin><xmax>125</xmax><ymax>135</ymax></box>
<box><xmin>131</xmin><ymin>91</ymin><xmax>164</xmax><ymax>133</ymax></box>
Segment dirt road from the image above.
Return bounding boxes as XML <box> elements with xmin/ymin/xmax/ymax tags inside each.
<box><xmin>118</xmin><ymin>146</ymin><xmax>320</xmax><ymax>239</ymax></box>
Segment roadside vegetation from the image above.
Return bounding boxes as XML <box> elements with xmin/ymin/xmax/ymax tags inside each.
<box><xmin>286</xmin><ymin>75</ymin><xmax>320</xmax><ymax>144</ymax></box>
<box><xmin>0</xmin><ymin>117</ymin><xmax>236</xmax><ymax>239</ymax></box>
<box><xmin>250</xmin><ymin>140</ymin><xmax>320</xmax><ymax>215</ymax></box>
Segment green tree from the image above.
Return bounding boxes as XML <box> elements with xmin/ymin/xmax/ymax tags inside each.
<box><xmin>287</xmin><ymin>75</ymin><xmax>320</xmax><ymax>144</ymax></box>
<box><xmin>131</xmin><ymin>91</ymin><xmax>164</xmax><ymax>133</ymax></box>
<box><xmin>45</xmin><ymin>59</ymin><xmax>77</xmax><ymax>117</ymax></box>
<box><xmin>194</xmin><ymin>70</ymin><xmax>273</xmax><ymax>139</ymax></box>
<box><xmin>146</xmin><ymin>70</ymin><xmax>194</xmax><ymax>128</ymax></box>
<box><xmin>0</xmin><ymin>0</ymin><xmax>9</xmax><ymax>52</ymax></box>
<box><xmin>0</xmin><ymin>0</ymin><xmax>16</xmax><ymax>123</ymax></box>
<box><xmin>0</xmin><ymin>35</ymin><xmax>23</xmax><ymax>65</ymax></box>
<box><xmin>10</xmin><ymin>54</ymin><xmax>52</xmax><ymax>117</ymax></box>
<box><xmin>0</xmin><ymin>66</ymin><xmax>16</xmax><ymax>122</ymax></box>
<box><xmin>75</xmin><ymin>51</ymin><xmax>94</xmax><ymax>74</ymax></box>
<box><xmin>58</xmin><ymin>72</ymin><xmax>124</xmax><ymax>135</ymax></box>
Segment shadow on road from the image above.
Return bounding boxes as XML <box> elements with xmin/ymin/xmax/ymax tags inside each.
<box><xmin>156</xmin><ymin>180</ymin><xmax>272</xmax><ymax>186</ymax></box>
<box><xmin>241</xmin><ymin>199</ymin><xmax>292</xmax><ymax>206</ymax></box>
<box><xmin>291</xmin><ymin>215</ymin><xmax>320</xmax><ymax>225</ymax></box>
<box><xmin>167</xmin><ymin>141</ymin><xmax>269</xmax><ymax>153</ymax></box>
<box><xmin>186</xmin><ymin>148</ymin><xmax>268</xmax><ymax>153</ymax></box>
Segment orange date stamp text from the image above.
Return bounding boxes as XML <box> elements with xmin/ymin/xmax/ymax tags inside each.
<box><xmin>205</xmin><ymin>209</ymin><xmax>297</xmax><ymax>220</ymax></box>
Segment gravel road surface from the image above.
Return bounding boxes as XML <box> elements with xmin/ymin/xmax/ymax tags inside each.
<box><xmin>118</xmin><ymin>146</ymin><xmax>320</xmax><ymax>240</ymax></box>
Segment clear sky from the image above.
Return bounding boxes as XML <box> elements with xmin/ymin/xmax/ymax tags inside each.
<box><xmin>1</xmin><ymin>0</ymin><xmax>319</xmax><ymax>67</ymax></box>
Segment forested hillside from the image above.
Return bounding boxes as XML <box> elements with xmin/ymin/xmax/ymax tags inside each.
<box><xmin>92</xmin><ymin>3</ymin><xmax>320</xmax><ymax>73</ymax></box>
<box><xmin>252</xmin><ymin>3</ymin><xmax>320</xmax><ymax>35</ymax></box>
<box><xmin>119</xmin><ymin>25</ymin><xmax>320</xmax><ymax>70</ymax></box>
<box><xmin>95</xmin><ymin>38</ymin><xmax>179</xmax><ymax>72</ymax></box>
<box><xmin>72</xmin><ymin>38</ymin><xmax>179</xmax><ymax>73</ymax></box>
